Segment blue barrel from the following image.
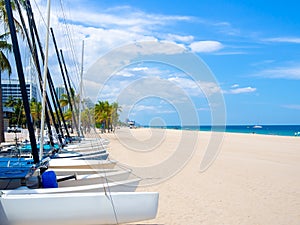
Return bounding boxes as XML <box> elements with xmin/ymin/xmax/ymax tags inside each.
<box><xmin>42</xmin><ymin>171</ymin><xmax>58</xmax><ymax>188</ymax></box>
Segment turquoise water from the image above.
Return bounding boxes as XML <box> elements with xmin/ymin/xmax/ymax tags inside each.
<box><xmin>145</xmin><ymin>125</ymin><xmax>300</xmax><ymax>137</ymax></box>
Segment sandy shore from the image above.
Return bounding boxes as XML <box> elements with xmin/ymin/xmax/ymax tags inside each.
<box><xmin>3</xmin><ymin>128</ymin><xmax>299</xmax><ymax>224</ymax></box>
<box><xmin>101</xmin><ymin>127</ymin><xmax>300</xmax><ymax>225</ymax></box>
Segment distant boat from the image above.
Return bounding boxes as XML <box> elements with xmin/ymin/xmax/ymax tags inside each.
<box><xmin>253</xmin><ymin>125</ymin><xmax>262</xmax><ymax>129</ymax></box>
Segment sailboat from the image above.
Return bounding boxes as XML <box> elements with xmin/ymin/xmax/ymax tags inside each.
<box><xmin>0</xmin><ymin>0</ymin><xmax>159</xmax><ymax>224</ymax></box>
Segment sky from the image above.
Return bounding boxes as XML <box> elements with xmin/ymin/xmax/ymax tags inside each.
<box><xmin>7</xmin><ymin>0</ymin><xmax>300</xmax><ymax>125</ymax></box>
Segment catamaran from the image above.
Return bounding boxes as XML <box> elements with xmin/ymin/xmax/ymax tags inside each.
<box><xmin>0</xmin><ymin>1</ymin><xmax>159</xmax><ymax>224</ymax></box>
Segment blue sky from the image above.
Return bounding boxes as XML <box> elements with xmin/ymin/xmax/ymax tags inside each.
<box><xmin>10</xmin><ymin>0</ymin><xmax>300</xmax><ymax>125</ymax></box>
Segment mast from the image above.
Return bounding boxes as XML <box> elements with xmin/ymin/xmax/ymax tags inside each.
<box><xmin>24</xmin><ymin>0</ymin><xmax>70</xmax><ymax>139</ymax></box>
<box><xmin>60</xmin><ymin>49</ymin><xmax>81</xmax><ymax>136</ymax></box>
<box><xmin>50</xmin><ymin>28</ymin><xmax>80</xmax><ymax>137</ymax></box>
<box><xmin>5</xmin><ymin>0</ymin><xmax>39</xmax><ymax>163</ymax></box>
<box><xmin>15</xmin><ymin>0</ymin><xmax>57</xmax><ymax>146</ymax></box>
<box><xmin>78</xmin><ymin>40</ymin><xmax>84</xmax><ymax>137</ymax></box>
<box><xmin>39</xmin><ymin>0</ymin><xmax>51</xmax><ymax>160</ymax></box>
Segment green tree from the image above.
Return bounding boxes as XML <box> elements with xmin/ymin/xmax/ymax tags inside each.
<box><xmin>0</xmin><ymin>0</ymin><xmax>24</xmax><ymax>33</ymax></box>
<box><xmin>59</xmin><ymin>88</ymin><xmax>77</xmax><ymax>108</ymax></box>
<box><xmin>94</xmin><ymin>100</ymin><xmax>108</xmax><ymax>132</ymax></box>
<box><xmin>59</xmin><ymin>88</ymin><xmax>80</xmax><ymax>132</ymax></box>
<box><xmin>5</xmin><ymin>97</ymin><xmax>25</xmax><ymax>127</ymax></box>
<box><xmin>63</xmin><ymin>109</ymin><xmax>73</xmax><ymax>133</ymax></box>
<box><xmin>30</xmin><ymin>98</ymin><xmax>42</xmax><ymax>129</ymax></box>
<box><xmin>94</xmin><ymin>101</ymin><xmax>121</xmax><ymax>133</ymax></box>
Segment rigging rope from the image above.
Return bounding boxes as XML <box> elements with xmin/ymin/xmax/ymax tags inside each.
<box><xmin>32</xmin><ymin>0</ymin><xmax>80</xmax><ymax>91</ymax></box>
<box><xmin>58</xmin><ymin>0</ymin><xmax>81</xmax><ymax>89</ymax></box>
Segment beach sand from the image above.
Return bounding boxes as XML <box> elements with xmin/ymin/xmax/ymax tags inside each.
<box><xmin>4</xmin><ymin>128</ymin><xmax>299</xmax><ymax>224</ymax></box>
<box><xmin>102</xmin><ymin>127</ymin><xmax>300</xmax><ymax>225</ymax></box>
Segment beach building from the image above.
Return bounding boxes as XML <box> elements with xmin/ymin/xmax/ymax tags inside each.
<box><xmin>1</xmin><ymin>79</ymin><xmax>38</xmax><ymax>104</ymax></box>
<box><xmin>1</xmin><ymin>79</ymin><xmax>38</xmax><ymax>131</ymax></box>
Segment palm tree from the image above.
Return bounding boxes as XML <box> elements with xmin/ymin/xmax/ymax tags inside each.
<box><xmin>94</xmin><ymin>101</ymin><xmax>108</xmax><ymax>133</ymax></box>
<box><xmin>94</xmin><ymin>101</ymin><xmax>121</xmax><ymax>133</ymax></box>
<box><xmin>30</xmin><ymin>98</ymin><xmax>42</xmax><ymax>129</ymax></box>
<box><xmin>63</xmin><ymin>109</ymin><xmax>73</xmax><ymax>121</ymax></box>
<box><xmin>59</xmin><ymin>88</ymin><xmax>77</xmax><ymax>107</ymax></box>
<box><xmin>59</xmin><ymin>88</ymin><xmax>79</xmax><ymax>133</ymax></box>
<box><xmin>59</xmin><ymin>93</ymin><xmax>70</xmax><ymax>108</ymax></box>
<box><xmin>0</xmin><ymin>0</ymin><xmax>24</xmax><ymax>33</ymax></box>
<box><xmin>5</xmin><ymin>97</ymin><xmax>25</xmax><ymax>127</ymax></box>
<box><xmin>63</xmin><ymin>109</ymin><xmax>73</xmax><ymax>133</ymax></box>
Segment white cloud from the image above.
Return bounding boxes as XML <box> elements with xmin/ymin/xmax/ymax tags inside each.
<box><xmin>282</xmin><ymin>105</ymin><xmax>300</xmax><ymax>110</ymax></box>
<box><xmin>51</xmin><ymin>2</ymin><xmax>193</xmax><ymax>41</ymax></box>
<box><xmin>264</xmin><ymin>37</ymin><xmax>300</xmax><ymax>44</ymax></box>
<box><xmin>114</xmin><ymin>70</ymin><xmax>135</xmax><ymax>78</ymax></box>
<box><xmin>31</xmin><ymin>2</ymin><xmax>193</xmax><ymax>89</ymax></box>
<box><xmin>166</xmin><ymin>34</ymin><xmax>194</xmax><ymax>43</ymax></box>
<box><xmin>98</xmin><ymin>79</ymin><xmax>134</xmax><ymax>102</ymax></box>
<box><xmin>64</xmin><ymin>8</ymin><xmax>192</xmax><ymax>30</ymax></box>
<box><xmin>255</xmin><ymin>65</ymin><xmax>300</xmax><ymax>80</ymax></box>
<box><xmin>250</xmin><ymin>60</ymin><xmax>275</xmax><ymax>66</ymax></box>
<box><xmin>168</xmin><ymin>77</ymin><xmax>199</xmax><ymax>90</ymax></box>
<box><xmin>213</xmin><ymin>51</ymin><xmax>246</xmax><ymax>55</ymax></box>
<box><xmin>28</xmin><ymin>2</ymin><xmax>226</xmax><ymax>103</ymax></box>
<box><xmin>168</xmin><ymin>77</ymin><xmax>223</xmax><ymax>97</ymax></box>
<box><xmin>198</xmin><ymin>81</ymin><xmax>223</xmax><ymax>96</ymax></box>
<box><xmin>231</xmin><ymin>84</ymin><xmax>239</xmax><ymax>88</ymax></box>
<box><xmin>131</xmin><ymin>104</ymin><xmax>157</xmax><ymax>112</ymax></box>
<box><xmin>132</xmin><ymin>67</ymin><xmax>149</xmax><ymax>72</ymax></box>
<box><xmin>213</xmin><ymin>21</ymin><xmax>241</xmax><ymax>36</ymax></box>
<box><xmin>114</xmin><ymin>66</ymin><xmax>164</xmax><ymax>78</ymax></box>
<box><xmin>82</xmin><ymin>79</ymin><xmax>103</xmax><ymax>102</ymax></box>
<box><xmin>228</xmin><ymin>87</ymin><xmax>257</xmax><ymax>94</ymax></box>
<box><xmin>189</xmin><ymin>41</ymin><xmax>223</xmax><ymax>53</ymax></box>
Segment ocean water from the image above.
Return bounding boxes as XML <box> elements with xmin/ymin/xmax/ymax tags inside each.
<box><xmin>146</xmin><ymin>125</ymin><xmax>300</xmax><ymax>137</ymax></box>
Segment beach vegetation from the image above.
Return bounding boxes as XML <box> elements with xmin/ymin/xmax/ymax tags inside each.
<box><xmin>94</xmin><ymin>100</ymin><xmax>121</xmax><ymax>133</ymax></box>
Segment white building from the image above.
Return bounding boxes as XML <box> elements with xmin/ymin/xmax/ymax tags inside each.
<box><xmin>1</xmin><ymin>79</ymin><xmax>38</xmax><ymax>104</ymax></box>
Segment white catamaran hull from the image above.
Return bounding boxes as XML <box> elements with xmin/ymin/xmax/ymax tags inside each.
<box><xmin>52</xmin><ymin>168</ymin><xmax>119</xmax><ymax>176</ymax></box>
<box><xmin>3</xmin><ymin>178</ymin><xmax>141</xmax><ymax>194</ymax></box>
<box><xmin>0</xmin><ymin>192</ymin><xmax>159</xmax><ymax>225</ymax></box>
<box><xmin>48</xmin><ymin>159</ymin><xmax>116</xmax><ymax>169</ymax></box>
<box><xmin>56</xmin><ymin>170</ymin><xmax>131</xmax><ymax>186</ymax></box>
<box><xmin>65</xmin><ymin>145</ymin><xmax>108</xmax><ymax>152</ymax></box>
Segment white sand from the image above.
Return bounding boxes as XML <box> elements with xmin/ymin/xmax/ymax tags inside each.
<box><xmin>102</xmin><ymin>127</ymin><xmax>300</xmax><ymax>225</ymax></box>
<box><xmin>4</xmin><ymin>128</ymin><xmax>299</xmax><ymax>224</ymax></box>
